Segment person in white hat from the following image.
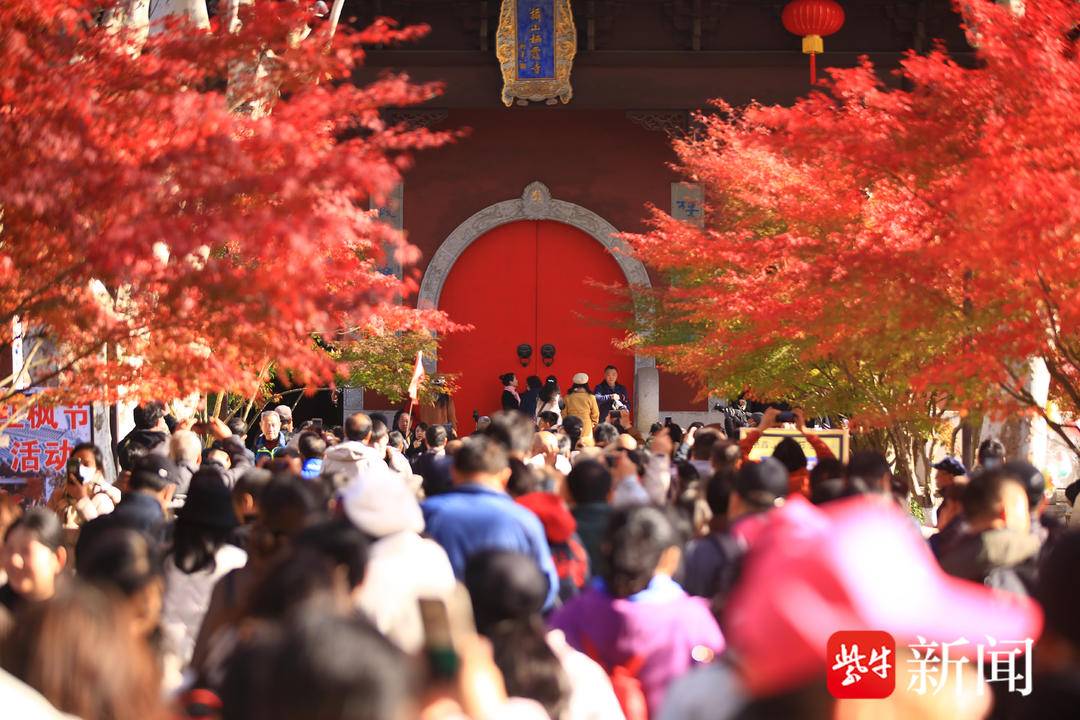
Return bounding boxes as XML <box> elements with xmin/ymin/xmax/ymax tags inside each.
<box><xmin>339</xmin><ymin>464</ymin><xmax>456</xmax><ymax>653</ymax></box>
<box><xmin>563</xmin><ymin>373</ymin><xmax>600</xmax><ymax>446</ymax></box>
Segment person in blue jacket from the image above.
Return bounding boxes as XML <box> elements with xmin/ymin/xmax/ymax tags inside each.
<box><xmin>593</xmin><ymin>365</ymin><xmax>630</xmax><ymax>421</ymax></box>
<box><xmin>422</xmin><ymin>435</ymin><xmax>560</xmax><ymax>611</ymax></box>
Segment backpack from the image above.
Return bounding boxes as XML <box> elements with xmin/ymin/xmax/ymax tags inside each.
<box><xmin>549</xmin><ymin>533</ymin><xmax>590</xmax><ymax>601</ymax></box>
<box><xmin>581</xmin><ymin>635</ymin><xmax>649</xmax><ymax>720</ymax></box>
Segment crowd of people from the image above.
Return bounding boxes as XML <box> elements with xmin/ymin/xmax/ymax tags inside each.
<box><xmin>1</xmin><ymin>386</ymin><xmax>1079</xmax><ymax>720</ymax></box>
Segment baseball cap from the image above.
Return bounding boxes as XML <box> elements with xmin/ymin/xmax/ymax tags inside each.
<box><xmin>931</xmin><ymin>456</ymin><xmax>967</xmax><ymax>477</ymax></box>
<box><xmin>724</xmin><ymin>495</ymin><xmax>1043</xmax><ymax>696</ymax></box>
<box><xmin>130</xmin><ymin>454</ymin><xmax>180</xmax><ymax>490</ymax></box>
<box><xmin>735</xmin><ymin>457</ymin><xmax>789</xmax><ymax>506</ymax></box>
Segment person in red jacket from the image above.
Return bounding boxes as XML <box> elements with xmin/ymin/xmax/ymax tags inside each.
<box><xmin>738</xmin><ymin>407</ymin><xmax>834</xmax><ymax>498</ymax></box>
<box><xmin>516</xmin><ymin>491</ymin><xmax>590</xmax><ymax>602</ymax></box>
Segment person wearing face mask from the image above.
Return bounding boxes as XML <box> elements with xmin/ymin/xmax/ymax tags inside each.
<box><xmin>0</xmin><ymin>508</ymin><xmax>68</xmax><ymax>616</ymax></box>
<box><xmin>46</xmin><ymin>442</ymin><xmax>121</xmax><ymax>528</ymax></box>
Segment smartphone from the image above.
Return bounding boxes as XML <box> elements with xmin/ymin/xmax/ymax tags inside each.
<box><xmin>777</xmin><ymin>411</ymin><xmax>797</xmax><ymax>423</ymax></box>
<box><xmin>65</xmin><ymin>457</ymin><xmax>83</xmax><ymax>482</ymax></box>
<box><xmin>418</xmin><ymin>588</ymin><xmax>475</xmax><ymax>680</ymax></box>
<box><xmin>665</xmin><ymin>416</ymin><xmax>672</xmax><ymax>425</ymax></box>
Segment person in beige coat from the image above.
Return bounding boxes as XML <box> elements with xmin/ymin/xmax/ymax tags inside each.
<box><xmin>563</xmin><ymin>373</ymin><xmax>600</xmax><ymax>446</ymax></box>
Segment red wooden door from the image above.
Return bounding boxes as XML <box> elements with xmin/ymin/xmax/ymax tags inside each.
<box><xmin>437</xmin><ymin>220</ymin><xmax>632</xmax><ymax>432</ymax></box>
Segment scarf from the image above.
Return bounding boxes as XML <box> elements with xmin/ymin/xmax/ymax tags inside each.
<box><xmin>504</xmin><ymin>385</ymin><xmax>521</xmax><ymax>403</ymax></box>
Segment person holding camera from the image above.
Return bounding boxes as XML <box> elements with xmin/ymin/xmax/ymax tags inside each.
<box><xmin>738</xmin><ymin>407</ymin><xmax>835</xmax><ymax>498</ymax></box>
<box><xmin>593</xmin><ymin>365</ymin><xmax>630</xmax><ymax>421</ymax></box>
<box><xmin>46</xmin><ymin>443</ymin><xmax>121</xmax><ymax>528</ymax></box>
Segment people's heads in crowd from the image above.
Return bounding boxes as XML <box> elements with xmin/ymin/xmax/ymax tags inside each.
<box><xmin>260</xmin><ymin>410</ymin><xmax>282</xmax><ymax>442</ymax></box>
<box><xmin>343</xmin><ymin>412</ymin><xmax>373</xmax><ymax>443</ymax></box>
<box><xmin>67</xmin><ymin>441</ymin><xmax>105</xmax><ymax>484</ymax></box>
<box><xmin>464</xmin><ymin>551</ymin><xmax>570</xmax><ymax>719</ymax></box>
<box><xmin>174</xmin><ymin>467</ymin><xmax>239</xmax><ymax>568</ymax></box>
<box><xmin>370</xmin><ymin>418</ymin><xmax>389</xmax><ymax>454</ymax></box>
<box><xmin>452</xmin><ymin>436</ymin><xmax>511</xmax><ymax>489</ymax></box>
<box><xmin>246</xmin><ymin>520</ymin><xmax>370</xmax><ymax>620</ymax></box>
<box><xmin>202</xmin><ymin>446</ymin><xmax>232</xmax><ymax>470</ymax></box>
<box><xmin>706</xmin><ymin>468</ymin><xmax>734</xmax><ymax>520</ymax></box>
<box><xmin>603</xmin><ymin>505</ymin><xmax>681</xmax><ymax>598</ymax></box>
<box><xmin>710</xmin><ymin>440</ymin><xmax>741</xmax><ymax>472</ymax></box>
<box><xmin>2</xmin><ymin>508</ymin><xmax>66</xmax><ymax>602</ymax></box>
<box><xmin>731</xmin><ymin>457</ymin><xmax>788</xmax><ymax>519</ymax></box>
<box><xmin>771</xmin><ymin>437</ymin><xmax>807</xmax><ymax>474</ymax></box>
<box><xmin>387</xmin><ymin>430</ymin><xmax>406</xmax><ymax>453</ymax></box>
<box><xmin>961</xmin><ymin>468</ymin><xmax>1031</xmax><ymax>533</ymax></box>
<box><xmin>561</xmin><ymin>415</ymin><xmax>584</xmax><ymax>449</ymax></box>
<box><xmin>233</xmin><ymin>468</ymin><xmax>273</xmax><ymax>524</ymax></box>
<box><xmin>525</xmin><ymin>375</ymin><xmax>543</xmax><ymax>391</ymax></box>
<box><xmin>931</xmin><ymin>456</ymin><xmax>967</xmax><ymax>496</ymax></box>
<box><xmin>249</xmin><ymin>475</ymin><xmax>322</xmax><ymax>566</ymax></box>
<box><xmin>393</xmin><ymin>410</ymin><xmax>411</xmax><ymax>436</ymax></box>
<box><xmin>846</xmin><ymin>451</ymin><xmax>893</xmax><ymax>496</ymax></box>
<box><xmin>592</xmin><ymin>422</ymin><xmax>619</xmax><ymax>448</ymax></box>
<box><xmin>1002</xmin><ymin>459</ymin><xmax>1047</xmax><ymax>513</ymax></box>
<box><xmin>482</xmin><ymin>412</ymin><xmax>535</xmax><ymax>458</ymax></box>
<box><xmin>129</xmin><ymin>454</ymin><xmax>180</xmax><ymax>508</ymax></box>
<box><xmin>569</xmin><ymin>372</ymin><xmax>590</xmax><ymax>392</ymax></box>
<box><xmin>0</xmin><ymin>583</ymin><xmax>163</xmax><ymax>720</ymax></box>
<box><xmin>76</xmin><ymin>528</ymin><xmax>164</xmax><ymax>640</ymax></box>
<box><xmin>133</xmin><ymin>401</ymin><xmax>167</xmax><ymax>431</ymax></box>
<box><xmin>425</xmin><ymin>423</ymin><xmax>448</xmax><ymax>451</ymax></box>
<box><xmin>273</xmin><ymin>405</ymin><xmax>293</xmax><ymax>434</ymax></box>
<box><xmin>227</xmin><ymin>416</ymin><xmax>249</xmax><ymax>438</ymax></box>
<box><xmin>977</xmin><ymin>437</ymin><xmax>1006</xmax><ymax>469</ymax></box>
<box><xmin>298</xmin><ymin>431</ymin><xmax>327</xmax><ymax>461</ymax></box>
<box><xmin>499</xmin><ymin>372</ymin><xmax>518</xmax><ymax>388</ymax></box>
<box><xmin>808</xmin><ymin>457</ymin><xmax>851</xmax><ymax>505</ymax></box>
<box><xmin>340</xmin><ymin>464</ymin><xmax>424</xmax><ymax>540</ymax></box>
<box><xmin>170</xmin><ymin>429</ymin><xmax>202</xmax><ymax>467</ymax></box>
<box><xmin>604</xmin><ymin>364</ymin><xmax>619</xmax><ymax>384</ymax></box>
<box><xmin>690</xmin><ymin>427</ymin><xmax>724</xmax><ymax>462</ymax></box>
<box><xmin>221</xmin><ymin>614</ymin><xmax>415</xmax><ymax>720</ymax></box>
<box><xmin>1035</xmin><ymin>529</ymin><xmax>1080</xmax><ymax>674</ymax></box>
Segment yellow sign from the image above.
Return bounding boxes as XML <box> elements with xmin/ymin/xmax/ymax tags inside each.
<box><xmin>739</xmin><ymin>427</ymin><xmax>850</xmax><ymax>465</ymax></box>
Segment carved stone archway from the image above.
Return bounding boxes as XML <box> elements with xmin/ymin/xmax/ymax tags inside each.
<box><xmin>418</xmin><ymin>181</ymin><xmax>659</xmax><ymax>429</ymax></box>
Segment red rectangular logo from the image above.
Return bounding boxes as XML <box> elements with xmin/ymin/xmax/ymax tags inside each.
<box><xmin>827</xmin><ymin>631</ymin><xmax>896</xmax><ymax>699</ymax></box>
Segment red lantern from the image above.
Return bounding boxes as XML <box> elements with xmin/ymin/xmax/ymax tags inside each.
<box><xmin>782</xmin><ymin>0</ymin><xmax>845</xmax><ymax>84</ymax></box>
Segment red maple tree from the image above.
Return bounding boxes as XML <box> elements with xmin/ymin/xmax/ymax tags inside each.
<box><xmin>625</xmin><ymin>0</ymin><xmax>1080</xmax><ymax>458</ymax></box>
<box><xmin>0</xmin><ymin>0</ymin><xmax>454</xmax><ymax>414</ymax></box>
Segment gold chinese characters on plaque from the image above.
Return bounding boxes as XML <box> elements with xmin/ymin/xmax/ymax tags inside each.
<box><xmin>495</xmin><ymin>0</ymin><xmax>577</xmax><ymax>106</ymax></box>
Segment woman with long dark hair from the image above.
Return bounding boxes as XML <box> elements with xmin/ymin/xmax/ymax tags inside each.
<box><xmin>537</xmin><ymin>377</ymin><xmax>563</xmax><ymax>424</ymax></box>
<box><xmin>0</xmin><ymin>508</ymin><xmax>66</xmax><ymax>616</ymax></box>
<box><xmin>160</xmin><ymin>466</ymin><xmax>247</xmax><ymax>669</ymax></box>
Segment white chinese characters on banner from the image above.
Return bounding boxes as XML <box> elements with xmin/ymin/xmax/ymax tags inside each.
<box><xmin>907</xmin><ymin>636</ymin><xmax>1033</xmax><ymax>697</ymax></box>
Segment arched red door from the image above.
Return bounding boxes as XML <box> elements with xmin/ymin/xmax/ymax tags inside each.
<box><xmin>438</xmin><ymin>220</ymin><xmax>633</xmax><ymax>432</ymax></box>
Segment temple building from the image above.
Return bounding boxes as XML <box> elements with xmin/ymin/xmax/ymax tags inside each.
<box><xmin>343</xmin><ymin>0</ymin><xmax>973</xmax><ymax>430</ymax></box>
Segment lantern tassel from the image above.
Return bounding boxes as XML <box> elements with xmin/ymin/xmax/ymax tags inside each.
<box><xmin>810</xmin><ymin>51</ymin><xmax>816</xmax><ymax>84</ymax></box>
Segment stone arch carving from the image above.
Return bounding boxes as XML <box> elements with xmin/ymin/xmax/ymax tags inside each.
<box><xmin>419</xmin><ymin>181</ymin><xmax>652</xmax><ymax>355</ymax></box>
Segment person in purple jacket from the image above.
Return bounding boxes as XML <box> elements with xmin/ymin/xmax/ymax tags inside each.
<box><xmin>549</xmin><ymin>504</ymin><xmax>725</xmax><ymax>716</ymax></box>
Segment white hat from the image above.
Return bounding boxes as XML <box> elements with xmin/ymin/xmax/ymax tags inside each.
<box><xmin>572</xmin><ymin>372</ymin><xmax>589</xmax><ymax>385</ymax></box>
<box><xmin>274</xmin><ymin>404</ymin><xmax>293</xmax><ymax>420</ymax></box>
<box><xmin>340</xmin><ymin>463</ymin><xmax>424</xmax><ymax>538</ymax></box>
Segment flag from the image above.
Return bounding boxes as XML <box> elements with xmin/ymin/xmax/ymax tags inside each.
<box><xmin>407</xmin><ymin>351</ymin><xmax>425</xmax><ymax>402</ymax></box>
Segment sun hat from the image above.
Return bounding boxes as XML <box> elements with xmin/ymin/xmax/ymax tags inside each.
<box><xmin>339</xmin><ymin>463</ymin><xmax>424</xmax><ymax>538</ymax></box>
<box><xmin>724</xmin><ymin>495</ymin><xmax>1043</xmax><ymax>696</ymax></box>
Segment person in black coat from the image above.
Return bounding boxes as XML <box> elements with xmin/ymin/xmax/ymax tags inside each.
<box><xmin>518</xmin><ymin>375</ymin><xmax>543</xmax><ymax>418</ymax></box>
<box><xmin>499</xmin><ymin>373</ymin><xmax>521</xmax><ymax>412</ymax></box>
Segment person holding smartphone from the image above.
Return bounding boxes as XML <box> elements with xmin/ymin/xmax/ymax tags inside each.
<box><xmin>45</xmin><ymin>443</ymin><xmax>120</xmax><ymax>528</ymax></box>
